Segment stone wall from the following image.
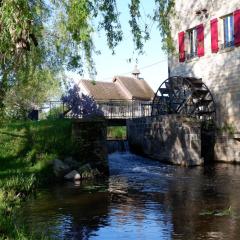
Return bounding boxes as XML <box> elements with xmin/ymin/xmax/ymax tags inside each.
<box><xmin>214</xmin><ymin>135</ymin><xmax>240</xmax><ymax>163</ymax></box>
<box><xmin>127</xmin><ymin>115</ymin><xmax>203</xmax><ymax>166</ymax></box>
<box><xmin>72</xmin><ymin>118</ymin><xmax>109</xmax><ymax>175</ymax></box>
<box><xmin>169</xmin><ymin>0</ymin><xmax>240</xmax><ymax>131</ymax></box>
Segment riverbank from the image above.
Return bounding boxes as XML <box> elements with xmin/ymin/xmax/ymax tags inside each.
<box><xmin>0</xmin><ymin>119</ymin><xmax>72</xmax><ymax>239</ymax></box>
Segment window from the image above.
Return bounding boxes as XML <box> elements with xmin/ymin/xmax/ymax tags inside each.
<box><xmin>178</xmin><ymin>24</ymin><xmax>204</xmax><ymax>62</ymax></box>
<box><xmin>222</xmin><ymin>14</ymin><xmax>234</xmax><ymax>48</ymax></box>
<box><xmin>186</xmin><ymin>28</ymin><xmax>198</xmax><ymax>59</ymax></box>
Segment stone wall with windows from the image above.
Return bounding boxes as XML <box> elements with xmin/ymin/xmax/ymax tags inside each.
<box><xmin>169</xmin><ymin>0</ymin><xmax>240</xmax><ymax>132</ymax></box>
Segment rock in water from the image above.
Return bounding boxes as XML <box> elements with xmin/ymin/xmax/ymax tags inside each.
<box><xmin>78</xmin><ymin>163</ymin><xmax>101</xmax><ymax>179</ymax></box>
<box><xmin>64</xmin><ymin>170</ymin><xmax>81</xmax><ymax>181</ymax></box>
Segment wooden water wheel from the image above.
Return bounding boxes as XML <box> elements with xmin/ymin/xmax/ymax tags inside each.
<box><xmin>151</xmin><ymin>76</ymin><xmax>216</xmax><ymax>121</ymax></box>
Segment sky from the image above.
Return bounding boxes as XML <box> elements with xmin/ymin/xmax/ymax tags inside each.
<box><xmin>67</xmin><ymin>0</ymin><xmax>169</xmax><ymax>92</ymax></box>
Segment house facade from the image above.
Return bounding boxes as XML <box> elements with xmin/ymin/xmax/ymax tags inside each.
<box><xmin>78</xmin><ymin>72</ymin><xmax>154</xmax><ymax>119</ymax></box>
<box><xmin>169</xmin><ymin>0</ymin><xmax>240</xmax><ymax>132</ymax></box>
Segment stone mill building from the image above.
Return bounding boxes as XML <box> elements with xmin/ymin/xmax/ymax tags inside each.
<box><xmin>168</xmin><ymin>0</ymin><xmax>240</xmax><ymax>133</ymax></box>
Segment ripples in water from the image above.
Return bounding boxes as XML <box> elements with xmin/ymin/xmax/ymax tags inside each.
<box><xmin>16</xmin><ymin>152</ymin><xmax>240</xmax><ymax>240</ymax></box>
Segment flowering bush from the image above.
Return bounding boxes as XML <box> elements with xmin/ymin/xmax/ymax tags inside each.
<box><xmin>61</xmin><ymin>84</ymin><xmax>103</xmax><ymax>118</ymax></box>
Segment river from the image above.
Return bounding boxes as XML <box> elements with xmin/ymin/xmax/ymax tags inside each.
<box><xmin>17</xmin><ymin>152</ymin><xmax>240</xmax><ymax>239</ymax></box>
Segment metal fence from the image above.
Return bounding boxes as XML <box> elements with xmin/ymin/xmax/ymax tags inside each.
<box><xmin>38</xmin><ymin>100</ymin><xmax>152</xmax><ymax>120</ymax></box>
<box><xmin>97</xmin><ymin>100</ymin><xmax>152</xmax><ymax>119</ymax></box>
<box><xmin>39</xmin><ymin>101</ymin><xmax>65</xmax><ymax>120</ymax></box>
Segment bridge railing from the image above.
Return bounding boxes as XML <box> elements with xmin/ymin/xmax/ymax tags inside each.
<box><xmin>96</xmin><ymin>100</ymin><xmax>152</xmax><ymax>119</ymax></box>
<box><xmin>38</xmin><ymin>100</ymin><xmax>152</xmax><ymax>120</ymax></box>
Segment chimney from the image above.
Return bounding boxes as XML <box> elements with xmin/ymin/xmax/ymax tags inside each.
<box><xmin>132</xmin><ymin>65</ymin><xmax>140</xmax><ymax>79</ymax></box>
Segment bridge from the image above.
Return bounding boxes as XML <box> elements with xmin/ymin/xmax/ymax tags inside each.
<box><xmin>39</xmin><ymin>99</ymin><xmax>152</xmax><ymax>126</ymax></box>
<box><xmin>97</xmin><ymin>100</ymin><xmax>152</xmax><ymax>126</ymax></box>
<box><xmin>37</xmin><ymin>77</ymin><xmax>216</xmax><ymax>126</ymax></box>
<box><xmin>98</xmin><ymin>76</ymin><xmax>216</xmax><ymax>125</ymax></box>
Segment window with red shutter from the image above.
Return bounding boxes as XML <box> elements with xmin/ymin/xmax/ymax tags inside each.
<box><xmin>234</xmin><ymin>9</ymin><xmax>240</xmax><ymax>46</ymax></box>
<box><xmin>222</xmin><ymin>14</ymin><xmax>234</xmax><ymax>49</ymax></box>
<box><xmin>187</xmin><ymin>28</ymin><xmax>197</xmax><ymax>59</ymax></box>
<box><xmin>178</xmin><ymin>32</ymin><xmax>185</xmax><ymax>62</ymax></box>
<box><xmin>196</xmin><ymin>24</ymin><xmax>204</xmax><ymax>57</ymax></box>
<box><xmin>210</xmin><ymin>19</ymin><xmax>219</xmax><ymax>53</ymax></box>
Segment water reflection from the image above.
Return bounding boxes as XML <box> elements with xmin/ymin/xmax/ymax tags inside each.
<box><xmin>17</xmin><ymin>152</ymin><xmax>240</xmax><ymax>240</ymax></box>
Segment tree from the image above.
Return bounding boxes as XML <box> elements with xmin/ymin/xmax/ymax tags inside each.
<box><xmin>0</xmin><ymin>0</ymin><xmax>175</xmax><ymax>73</ymax></box>
<box><xmin>0</xmin><ymin>0</ymin><xmax>175</xmax><ymax>117</ymax></box>
<box><xmin>49</xmin><ymin>0</ymin><xmax>175</xmax><ymax>75</ymax></box>
<box><xmin>3</xmin><ymin>66</ymin><xmax>61</xmax><ymax>120</ymax></box>
<box><xmin>61</xmin><ymin>84</ymin><xmax>103</xmax><ymax>118</ymax></box>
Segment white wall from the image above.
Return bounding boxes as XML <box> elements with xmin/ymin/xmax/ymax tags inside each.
<box><xmin>169</xmin><ymin>0</ymin><xmax>240</xmax><ymax>131</ymax></box>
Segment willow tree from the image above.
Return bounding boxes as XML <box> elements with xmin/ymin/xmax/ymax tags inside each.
<box><xmin>0</xmin><ymin>0</ymin><xmax>175</xmax><ymax>116</ymax></box>
<box><xmin>50</xmin><ymin>0</ymin><xmax>175</xmax><ymax>75</ymax></box>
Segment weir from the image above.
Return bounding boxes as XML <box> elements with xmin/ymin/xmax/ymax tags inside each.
<box><xmin>107</xmin><ymin>140</ymin><xmax>129</xmax><ymax>153</ymax></box>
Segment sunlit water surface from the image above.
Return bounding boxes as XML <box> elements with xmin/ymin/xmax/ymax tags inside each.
<box><xmin>16</xmin><ymin>152</ymin><xmax>240</xmax><ymax>240</ymax></box>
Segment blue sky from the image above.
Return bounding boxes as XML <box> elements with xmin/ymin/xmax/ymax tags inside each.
<box><xmin>68</xmin><ymin>0</ymin><xmax>168</xmax><ymax>92</ymax></box>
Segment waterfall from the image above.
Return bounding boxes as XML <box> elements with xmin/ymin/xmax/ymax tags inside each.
<box><xmin>123</xmin><ymin>140</ymin><xmax>129</xmax><ymax>152</ymax></box>
<box><xmin>107</xmin><ymin>140</ymin><xmax>129</xmax><ymax>153</ymax></box>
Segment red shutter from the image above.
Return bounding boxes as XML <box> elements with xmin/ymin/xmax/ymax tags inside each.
<box><xmin>196</xmin><ymin>24</ymin><xmax>204</xmax><ymax>57</ymax></box>
<box><xmin>178</xmin><ymin>31</ymin><xmax>185</xmax><ymax>62</ymax></box>
<box><xmin>234</xmin><ymin>9</ymin><xmax>240</xmax><ymax>47</ymax></box>
<box><xmin>210</xmin><ymin>19</ymin><xmax>219</xmax><ymax>53</ymax></box>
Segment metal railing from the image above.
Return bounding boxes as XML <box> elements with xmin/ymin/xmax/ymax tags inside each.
<box><xmin>97</xmin><ymin>100</ymin><xmax>152</xmax><ymax>119</ymax></box>
<box><xmin>38</xmin><ymin>100</ymin><xmax>152</xmax><ymax>120</ymax></box>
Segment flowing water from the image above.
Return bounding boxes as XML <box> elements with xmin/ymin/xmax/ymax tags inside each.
<box><xmin>17</xmin><ymin>152</ymin><xmax>240</xmax><ymax>240</ymax></box>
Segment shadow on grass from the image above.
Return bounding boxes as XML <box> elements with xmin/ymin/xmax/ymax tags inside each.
<box><xmin>0</xmin><ymin>119</ymin><xmax>73</xmax><ymax>238</ymax></box>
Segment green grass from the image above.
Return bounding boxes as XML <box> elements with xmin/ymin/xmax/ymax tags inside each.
<box><xmin>0</xmin><ymin>119</ymin><xmax>72</xmax><ymax>239</ymax></box>
<box><xmin>107</xmin><ymin>126</ymin><xmax>127</xmax><ymax>140</ymax></box>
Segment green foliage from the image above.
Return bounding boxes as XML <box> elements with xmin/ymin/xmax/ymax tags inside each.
<box><xmin>44</xmin><ymin>106</ymin><xmax>64</xmax><ymax>120</ymax></box>
<box><xmin>199</xmin><ymin>206</ymin><xmax>234</xmax><ymax>217</ymax></box>
<box><xmin>0</xmin><ymin>119</ymin><xmax>72</xmax><ymax>238</ymax></box>
<box><xmin>3</xmin><ymin>57</ymin><xmax>62</xmax><ymax>119</ymax></box>
<box><xmin>99</xmin><ymin>0</ymin><xmax>123</xmax><ymax>52</ymax></box>
<box><xmin>107</xmin><ymin>126</ymin><xmax>127</xmax><ymax>139</ymax></box>
<box><xmin>217</xmin><ymin>123</ymin><xmax>236</xmax><ymax>136</ymax></box>
<box><xmin>0</xmin><ymin>0</ymin><xmax>47</xmax><ymax>63</ymax></box>
<box><xmin>0</xmin><ymin>0</ymin><xmax>175</xmax><ymax>76</ymax></box>
<box><xmin>154</xmin><ymin>0</ymin><xmax>175</xmax><ymax>52</ymax></box>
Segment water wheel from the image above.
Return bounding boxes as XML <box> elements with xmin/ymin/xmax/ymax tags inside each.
<box><xmin>151</xmin><ymin>76</ymin><xmax>216</xmax><ymax>121</ymax></box>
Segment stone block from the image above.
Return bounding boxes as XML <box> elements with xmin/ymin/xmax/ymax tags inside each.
<box><xmin>214</xmin><ymin>136</ymin><xmax>240</xmax><ymax>163</ymax></box>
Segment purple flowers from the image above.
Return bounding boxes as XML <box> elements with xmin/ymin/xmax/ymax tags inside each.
<box><xmin>61</xmin><ymin>84</ymin><xmax>103</xmax><ymax>118</ymax></box>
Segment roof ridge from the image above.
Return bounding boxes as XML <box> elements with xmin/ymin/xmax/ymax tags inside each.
<box><xmin>80</xmin><ymin>79</ymin><xmax>115</xmax><ymax>84</ymax></box>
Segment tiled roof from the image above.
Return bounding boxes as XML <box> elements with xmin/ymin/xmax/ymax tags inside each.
<box><xmin>113</xmin><ymin>76</ymin><xmax>155</xmax><ymax>100</ymax></box>
<box><xmin>79</xmin><ymin>76</ymin><xmax>154</xmax><ymax>101</ymax></box>
<box><xmin>79</xmin><ymin>80</ymin><xmax>128</xmax><ymax>100</ymax></box>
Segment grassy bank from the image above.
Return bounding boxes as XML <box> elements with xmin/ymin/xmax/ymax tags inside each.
<box><xmin>0</xmin><ymin>119</ymin><xmax>72</xmax><ymax>239</ymax></box>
